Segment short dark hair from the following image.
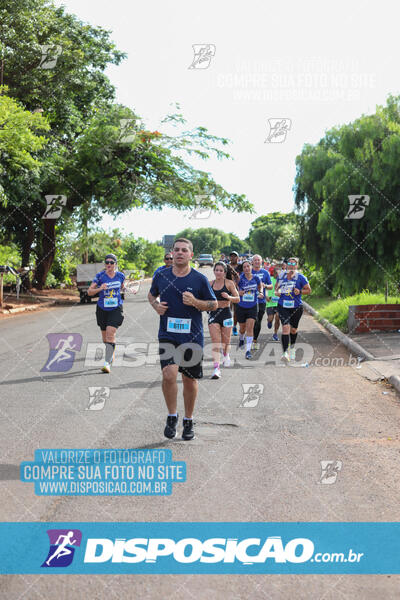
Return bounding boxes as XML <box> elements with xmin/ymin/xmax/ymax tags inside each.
<box><xmin>173</xmin><ymin>237</ymin><xmax>193</xmax><ymax>252</ymax></box>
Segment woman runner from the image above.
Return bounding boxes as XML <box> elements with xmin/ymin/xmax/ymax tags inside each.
<box><xmin>87</xmin><ymin>253</ymin><xmax>125</xmax><ymax>373</ymax></box>
<box><xmin>208</xmin><ymin>261</ymin><xmax>239</xmax><ymax>378</ymax></box>
<box><xmin>236</xmin><ymin>260</ymin><xmax>263</xmax><ymax>360</ymax></box>
<box><xmin>275</xmin><ymin>257</ymin><xmax>311</xmax><ymax>362</ymax></box>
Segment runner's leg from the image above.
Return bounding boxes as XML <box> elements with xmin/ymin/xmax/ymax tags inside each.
<box><xmin>221</xmin><ymin>325</ymin><xmax>232</xmax><ymax>362</ymax></box>
<box><xmin>253</xmin><ymin>304</ymin><xmax>265</xmax><ymax>342</ymax></box>
<box><xmin>161</xmin><ymin>364</ymin><xmax>179</xmax><ymax>414</ymax></box>
<box><xmin>182</xmin><ymin>374</ymin><xmax>198</xmax><ymax>419</ymax></box>
<box><xmin>209</xmin><ymin>323</ymin><xmax>222</xmax><ymax>367</ymax></box>
<box><xmin>105</xmin><ymin>325</ymin><xmax>116</xmax><ymax>364</ymax></box>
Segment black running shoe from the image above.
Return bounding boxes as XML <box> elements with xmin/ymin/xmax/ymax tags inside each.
<box><xmin>164</xmin><ymin>414</ymin><xmax>178</xmax><ymax>439</ymax></box>
<box><xmin>182</xmin><ymin>418</ymin><xmax>195</xmax><ymax>441</ymax></box>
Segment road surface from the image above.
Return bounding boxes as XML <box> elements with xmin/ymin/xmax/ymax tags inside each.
<box><xmin>1</xmin><ymin>267</ymin><xmax>400</xmax><ymax>598</ymax></box>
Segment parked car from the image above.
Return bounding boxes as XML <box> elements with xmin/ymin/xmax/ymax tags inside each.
<box><xmin>197</xmin><ymin>254</ymin><xmax>214</xmax><ymax>267</ymax></box>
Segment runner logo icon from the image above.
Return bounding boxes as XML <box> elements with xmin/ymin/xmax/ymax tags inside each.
<box><xmin>345</xmin><ymin>195</ymin><xmax>370</xmax><ymax>219</ymax></box>
<box><xmin>41</xmin><ymin>529</ymin><xmax>82</xmax><ymax>567</ymax></box>
<box><xmin>240</xmin><ymin>383</ymin><xmax>264</xmax><ymax>407</ymax></box>
<box><xmin>41</xmin><ymin>333</ymin><xmax>82</xmax><ymax>372</ymax></box>
<box><xmin>319</xmin><ymin>460</ymin><xmax>342</xmax><ymax>484</ymax></box>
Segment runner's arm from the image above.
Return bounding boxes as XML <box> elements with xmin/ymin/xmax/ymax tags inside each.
<box><xmin>192</xmin><ymin>298</ymin><xmax>218</xmax><ymax>311</ymax></box>
<box><xmin>223</xmin><ymin>280</ymin><xmax>240</xmax><ymax>303</ymax></box>
<box><xmin>87</xmin><ymin>281</ymin><xmax>103</xmax><ymax>296</ymax></box>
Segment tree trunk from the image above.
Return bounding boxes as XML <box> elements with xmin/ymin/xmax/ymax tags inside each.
<box><xmin>21</xmin><ymin>221</ymin><xmax>34</xmax><ymax>290</ymax></box>
<box><xmin>34</xmin><ymin>219</ymin><xmax>56</xmax><ymax>289</ymax></box>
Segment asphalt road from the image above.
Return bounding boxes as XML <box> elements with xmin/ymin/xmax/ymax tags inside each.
<box><xmin>1</xmin><ymin>267</ymin><xmax>400</xmax><ymax>598</ymax></box>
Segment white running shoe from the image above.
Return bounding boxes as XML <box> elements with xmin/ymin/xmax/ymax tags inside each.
<box><xmin>101</xmin><ymin>362</ymin><xmax>111</xmax><ymax>373</ymax></box>
<box><xmin>222</xmin><ymin>355</ymin><xmax>231</xmax><ymax>367</ymax></box>
<box><xmin>289</xmin><ymin>347</ymin><xmax>296</xmax><ymax>361</ymax></box>
<box><xmin>211</xmin><ymin>367</ymin><xmax>221</xmax><ymax>379</ymax></box>
<box><xmin>281</xmin><ymin>351</ymin><xmax>290</xmax><ymax>363</ymax></box>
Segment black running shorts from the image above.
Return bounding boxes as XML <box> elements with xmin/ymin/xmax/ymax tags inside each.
<box><xmin>208</xmin><ymin>307</ymin><xmax>233</xmax><ymax>327</ymax></box>
<box><xmin>267</xmin><ymin>306</ymin><xmax>278</xmax><ymax>316</ymax></box>
<box><xmin>96</xmin><ymin>304</ymin><xmax>124</xmax><ymax>330</ymax></box>
<box><xmin>236</xmin><ymin>304</ymin><xmax>258</xmax><ymax>323</ymax></box>
<box><xmin>277</xmin><ymin>305</ymin><xmax>303</xmax><ymax>328</ymax></box>
<box><xmin>158</xmin><ymin>339</ymin><xmax>203</xmax><ymax>379</ymax></box>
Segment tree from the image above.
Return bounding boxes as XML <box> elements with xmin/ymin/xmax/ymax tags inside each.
<box><xmin>294</xmin><ymin>95</ymin><xmax>400</xmax><ymax>295</ymax></box>
<box><xmin>1</xmin><ymin>1</ymin><xmax>253</xmax><ymax>287</ymax></box>
<box><xmin>248</xmin><ymin>212</ymin><xmax>301</xmax><ymax>259</ymax></box>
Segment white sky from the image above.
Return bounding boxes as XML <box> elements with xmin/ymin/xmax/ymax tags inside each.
<box><xmin>55</xmin><ymin>0</ymin><xmax>399</xmax><ymax>242</ymax></box>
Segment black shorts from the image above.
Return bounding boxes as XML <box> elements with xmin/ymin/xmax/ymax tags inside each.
<box><xmin>158</xmin><ymin>339</ymin><xmax>203</xmax><ymax>379</ymax></box>
<box><xmin>96</xmin><ymin>304</ymin><xmax>124</xmax><ymax>330</ymax></box>
<box><xmin>277</xmin><ymin>305</ymin><xmax>303</xmax><ymax>328</ymax></box>
<box><xmin>208</xmin><ymin>307</ymin><xmax>233</xmax><ymax>327</ymax></box>
<box><xmin>267</xmin><ymin>306</ymin><xmax>278</xmax><ymax>316</ymax></box>
<box><xmin>236</xmin><ymin>304</ymin><xmax>258</xmax><ymax>323</ymax></box>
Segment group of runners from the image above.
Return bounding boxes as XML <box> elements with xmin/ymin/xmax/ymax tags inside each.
<box><xmin>87</xmin><ymin>239</ymin><xmax>311</xmax><ymax>440</ymax></box>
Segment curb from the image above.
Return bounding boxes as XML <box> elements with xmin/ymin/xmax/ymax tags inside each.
<box><xmin>303</xmin><ymin>301</ymin><xmax>375</xmax><ymax>362</ymax></box>
<box><xmin>0</xmin><ymin>300</ymin><xmax>56</xmax><ymax>314</ymax></box>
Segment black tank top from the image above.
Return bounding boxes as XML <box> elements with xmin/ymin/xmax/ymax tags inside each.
<box><xmin>211</xmin><ymin>280</ymin><xmax>230</xmax><ymax>301</ymax></box>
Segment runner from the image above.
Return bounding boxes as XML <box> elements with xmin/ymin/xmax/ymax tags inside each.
<box><xmin>87</xmin><ymin>253</ymin><xmax>125</xmax><ymax>373</ymax></box>
<box><xmin>275</xmin><ymin>257</ymin><xmax>311</xmax><ymax>362</ymax></box>
<box><xmin>237</xmin><ymin>260</ymin><xmax>263</xmax><ymax>359</ymax></box>
<box><xmin>148</xmin><ymin>238</ymin><xmax>217</xmax><ymax>440</ymax></box>
<box><xmin>208</xmin><ymin>261</ymin><xmax>239</xmax><ymax>378</ymax></box>
<box><xmin>266</xmin><ymin>265</ymin><xmax>281</xmax><ymax>341</ymax></box>
<box><xmin>228</xmin><ymin>251</ymin><xmax>243</xmax><ymax>336</ymax></box>
<box><xmin>252</xmin><ymin>254</ymin><xmax>273</xmax><ymax>350</ymax></box>
<box><xmin>153</xmin><ymin>252</ymin><xmax>173</xmax><ymax>278</ymax></box>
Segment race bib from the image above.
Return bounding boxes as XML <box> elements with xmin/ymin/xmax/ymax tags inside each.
<box><xmin>283</xmin><ymin>300</ymin><xmax>294</xmax><ymax>308</ymax></box>
<box><xmin>223</xmin><ymin>317</ymin><xmax>233</xmax><ymax>327</ymax></box>
<box><xmin>271</xmin><ymin>296</ymin><xmax>279</xmax><ymax>302</ymax></box>
<box><xmin>104</xmin><ymin>296</ymin><xmax>118</xmax><ymax>307</ymax></box>
<box><xmin>167</xmin><ymin>317</ymin><xmax>191</xmax><ymax>333</ymax></box>
<box><xmin>243</xmin><ymin>291</ymin><xmax>255</xmax><ymax>302</ymax></box>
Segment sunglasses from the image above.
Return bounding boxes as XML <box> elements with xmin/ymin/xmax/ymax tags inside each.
<box><xmin>164</xmin><ymin>257</ymin><xmax>173</xmax><ymax>260</ymax></box>
<box><xmin>287</xmin><ymin>261</ymin><xmax>297</xmax><ymax>266</ymax></box>
<box><xmin>105</xmin><ymin>260</ymin><xmax>115</xmax><ymax>265</ymax></box>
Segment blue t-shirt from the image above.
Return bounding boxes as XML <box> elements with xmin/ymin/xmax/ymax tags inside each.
<box><xmin>252</xmin><ymin>268</ymin><xmax>272</xmax><ymax>304</ymax></box>
<box><xmin>149</xmin><ymin>267</ymin><xmax>216</xmax><ymax>345</ymax></box>
<box><xmin>152</xmin><ymin>265</ymin><xmax>167</xmax><ymax>278</ymax></box>
<box><xmin>93</xmin><ymin>270</ymin><xmax>125</xmax><ymax>311</ymax></box>
<box><xmin>277</xmin><ymin>271</ymin><xmax>308</xmax><ymax>308</ymax></box>
<box><xmin>238</xmin><ymin>273</ymin><xmax>260</xmax><ymax>308</ymax></box>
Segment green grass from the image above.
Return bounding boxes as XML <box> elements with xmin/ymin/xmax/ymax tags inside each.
<box><xmin>306</xmin><ymin>292</ymin><xmax>400</xmax><ymax>331</ymax></box>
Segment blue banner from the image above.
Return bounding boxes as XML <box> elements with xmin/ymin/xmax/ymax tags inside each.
<box><xmin>0</xmin><ymin>522</ymin><xmax>399</xmax><ymax>574</ymax></box>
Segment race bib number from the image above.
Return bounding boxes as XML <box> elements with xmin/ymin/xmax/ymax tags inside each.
<box><xmin>283</xmin><ymin>300</ymin><xmax>294</xmax><ymax>308</ymax></box>
<box><xmin>271</xmin><ymin>296</ymin><xmax>279</xmax><ymax>302</ymax></box>
<box><xmin>167</xmin><ymin>317</ymin><xmax>191</xmax><ymax>333</ymax></box>
<box><xmin>104</xmin><ymin>296</ymin><xmax>118</xmax><ymax>307</ymax></box>
<box><xmin>223</xmin><ymin>317</ymin><xmax>233</xmax><ymax>327</ymax></box>
<box><xmin>243</xmin><ymin>291</ymin><xmax>255</xmax><ymax>302</ymax></box>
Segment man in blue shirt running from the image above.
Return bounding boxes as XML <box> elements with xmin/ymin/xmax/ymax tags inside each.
<box><xmin>148</xmin><ymin>238</ymin><xmax>217</xmax><ymax>441</ymax></box>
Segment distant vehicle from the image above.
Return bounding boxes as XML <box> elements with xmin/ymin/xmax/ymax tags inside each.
<box><xmin>197</xmin><ymin>253</ymin><xmax>214</xmax><ymax>267</ymax></box>
<box><xmin>76</xmin><ymin>263</ymin><xmax>104</xmax><ymax>303</ymax></box>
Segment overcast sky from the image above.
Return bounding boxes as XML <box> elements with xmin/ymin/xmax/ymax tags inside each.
<box><xmin>55</xmin><ymin>0</ymin><xmax>398</xmax><ymax>242</ymax></box>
